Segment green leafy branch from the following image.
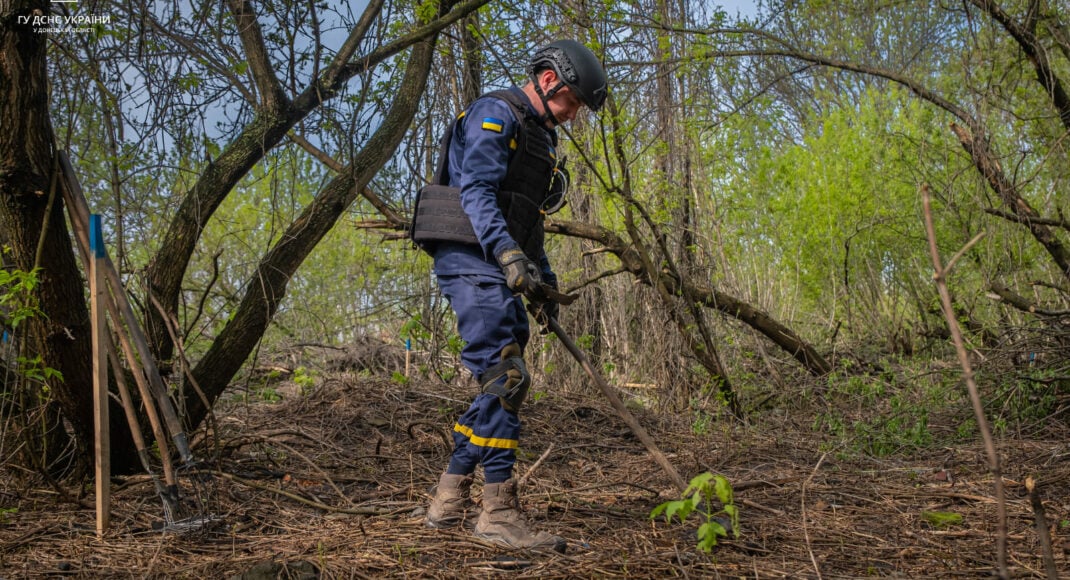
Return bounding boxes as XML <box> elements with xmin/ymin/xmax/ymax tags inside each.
<box><xmin>1</xmin><ymin>263</ymin><xmax>63</xmax><ymax>389</ymax></box>
<box><xmin>0</xmin><ymin>264</ymin><xmax>42</xmax><ymax>330</ymax></box>
<box><xmin>651</xmin><ymin>472</ymin><xmax>739</xmax><ymax>552</ymax></box>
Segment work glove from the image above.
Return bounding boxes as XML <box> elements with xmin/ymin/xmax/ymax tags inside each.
<box><xmin>496</xmin><ymin>248</ymin><xmax>541</xmax><ymax>297</ymax></box>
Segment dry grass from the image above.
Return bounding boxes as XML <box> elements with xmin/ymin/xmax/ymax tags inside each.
<box><xmin>2</xmin><ymin>371</ymin><xmax>1069</xmax><ymax>578</ymax></box>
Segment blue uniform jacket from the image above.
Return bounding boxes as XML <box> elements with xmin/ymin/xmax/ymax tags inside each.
<box><xmin>432</xmin><ymin>87</ymin><xmax>556</xmax><ymax>287</ymax></box>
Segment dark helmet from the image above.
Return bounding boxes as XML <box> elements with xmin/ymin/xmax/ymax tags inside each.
<box><xmin>529</xmin><ymin>40</ymin><xmax>608</xmax><ymax>112</ymax></box>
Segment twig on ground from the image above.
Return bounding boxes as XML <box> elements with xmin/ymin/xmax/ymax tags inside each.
<box><xmin>802</xmin><ymin>452</ymin><xmax>827</xmax><ymax>580</ymax></box>
<box><xmin>213</xmin><ymin>471</ymin><xmax>398</xmax><ymax>516</ymax></box>
<box><xmin>518</xmin><ymin>442</ymin><xmax>555</xmax><ymax>488</ymax></box>
<box><xmin>740</xmin><ymin>498</ymin><xmax>785</xmax><ymax>517</ymax></box>
<box><xmin>252</xmin><ymin>435</ymin><xmax>353</xmax><ymax>507</ymax></box>
<box><xmin>565</xmin><ymin>480</ymin><xmax>661</xmax><ymax>497</ymax></box>
<box><xmin>405</xmin><ymin>421</ymin><xmax>453</xmax><ymax>451</ymax></box>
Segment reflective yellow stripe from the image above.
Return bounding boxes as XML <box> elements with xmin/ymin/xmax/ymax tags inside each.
<box><xmin>453</xmin><ymin>423</ymin><xmax>518</xmax><ymax>449</ymax></box>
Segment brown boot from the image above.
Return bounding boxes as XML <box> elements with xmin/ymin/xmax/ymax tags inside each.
<box><xmin>473</xmin><ymin>479</ymin><xmax>566</xmax><ymax>553</ymax></box>
<box><xmin>426</xmin><ymin>473</ymin><xmax>477</xmax><ymax>529</ymax></box>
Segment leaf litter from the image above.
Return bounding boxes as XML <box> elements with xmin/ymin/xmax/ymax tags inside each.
<box><xmin>2</xmin><ymin>371</ymin><xmax>1069</xmax><ymax>578</ymax></box>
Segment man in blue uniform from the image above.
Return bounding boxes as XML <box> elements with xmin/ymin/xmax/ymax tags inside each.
<box><xmin>415</xmin><ymin>40</ymin><xmax>607</xmax><ymax>552</ymax></box>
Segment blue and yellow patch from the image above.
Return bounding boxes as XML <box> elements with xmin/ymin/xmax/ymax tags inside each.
<box><xmin>481</xmin><ymin>117</ymin><xmax>505</xmax><ymax>133</ymax></box>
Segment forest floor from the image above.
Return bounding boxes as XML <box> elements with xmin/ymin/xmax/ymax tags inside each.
<box><xmin>2</xmin><ymin>356</ymin><xmax>1070</xmax><ymax>579</ymax></box>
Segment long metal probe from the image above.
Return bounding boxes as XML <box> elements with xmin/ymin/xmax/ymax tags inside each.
<box><xmin>546</xmin><ymin>316</ymin><xmax>688</xmax><ymax>492</ymax></box>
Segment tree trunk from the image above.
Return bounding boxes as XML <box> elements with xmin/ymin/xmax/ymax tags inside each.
<box><xmin>1</xmin><ymin>0</ymin><xmax>138</xmax><ymax>475</ymax></box>
<box><xmin>459</xmin><ymin>12</ymin><xmax>481</xmax><ymax>104</ymax></box>
<box><xmin>143</xmin><ymin>0</ymin><xmax>487</xmax><ymax>369</ymax></box>
<box><xmin>182</xmin><ymin>35</ymin><xmax>442</xmax><ymax>428</ymax></box>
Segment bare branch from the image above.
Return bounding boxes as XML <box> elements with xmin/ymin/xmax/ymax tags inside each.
<box><xmin>984</xmin><ymin>207</ymin><xmax>1070</xmax><ymax>231</ymax></box>
<box><xmin>565</xmin><ymin>266</ymin><xmax>629</xmax><ymax>294</ymax></box>
<box><xmin>146</xmin><ymin>0</ymin><xmax>491</xmax><ymax>364</ymax></box>
<box><xmin>1047</xmin><ymin>14</ymin><xmax>1070</xmax><ymax>63</ymax></box>
<box><xmin>988</xmin><ymin>279</ymin><xmax>1069</xmax><ymax>317</ymax></box>
<box><xmin>225</xmin><ymin>0</ymin><xmax>288</xmax><ymax>110</ymax></box>
<box><xmin>969</xmin><ymin>0</ymin><xmax>1070</xmax><ymax>131</ymax></box>
<box><xmin>140</xmin><ymin>10</ymin><xmax>257</xmax><ymax>105</ymax></box>
<box><xmin>950</xmin><ymin>122</ymin><xmax>1070</xmax><ymax>276</ymax></box>
<box><xmin>287</xmin><ymin>131</ymin><xmax>405</xmax><ymax>228</ymax></box>
<box><xmin>544</xmin><ymin>219</ymin><xmax>832</xmax><ymax>377</ymax></box>
<box><xmin>287</xmin><ymin>131</ymin><xmax>343</xmax><ymax>172</ymax></box>
<box><xmin>299</xmin><ymin>0</ymin><xmax>493</xmax><ymax>107</ymax></box>
<box><xmin>944</xmin><ymin>231</ymin><xmax>987</xmax><ymax>273</ymax></box>
<box><xmin>317</xmin><ymin>0</ymin><xmax>385</xmax><ymax>97</ymax></box>
<box><xmin>920</xmin><ymin>184</ymin><xmax>1008</xmax><ymax>580</ymax></box>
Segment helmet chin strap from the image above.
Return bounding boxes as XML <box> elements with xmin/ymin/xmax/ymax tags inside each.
<box><xmin>533</xmin><ymin>79</ymin><xmax>566</xmax><ymax>127</ymax></box>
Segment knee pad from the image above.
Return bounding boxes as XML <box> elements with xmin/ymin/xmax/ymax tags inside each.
<box><xmin>479</xmin><ymin>343</ymin><xmax>530</xmax><ymax>412</ymax></box>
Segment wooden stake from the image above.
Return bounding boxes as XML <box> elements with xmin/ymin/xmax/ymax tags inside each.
<box><xmin>58</xmin><ymin>151</ymin><xmax>191</xmax><ymax>465</ymax></box>
<box><xmin>90</xmin><ymin>214</ymin><xmax>110</xmax><ymax>535</ymax></box>
<box><xmin>59</xmin><ymin>153</ymin><xmax>180</xmax><ymax>493</ymax></box>
<box><xmin>405</xmin><ymin>338</ymin><xmax>411</xmax><ymax>377</ymax></box>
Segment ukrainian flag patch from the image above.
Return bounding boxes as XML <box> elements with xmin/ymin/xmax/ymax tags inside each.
<box><xmin>481</xmin><ymin>117</ymin><xmax>505</xmax><ymax>133</ymax></box>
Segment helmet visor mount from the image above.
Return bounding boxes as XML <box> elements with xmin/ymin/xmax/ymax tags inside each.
<box><xmin>586</xmin><ymin>85</ymin><xmax>607</xmax><ymax>112</ymax></box>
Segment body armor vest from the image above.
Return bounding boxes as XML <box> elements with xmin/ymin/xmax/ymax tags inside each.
<box><xmin>410</xmin><ymin>90</ymin><xmax>556</xmax><ymax>261</ymax></box>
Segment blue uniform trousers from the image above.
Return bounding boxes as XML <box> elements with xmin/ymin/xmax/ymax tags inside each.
<box><xmin>437</xmin><ymin>273</ymin><xmax>530</xmax><ymax>483</ymax></box>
